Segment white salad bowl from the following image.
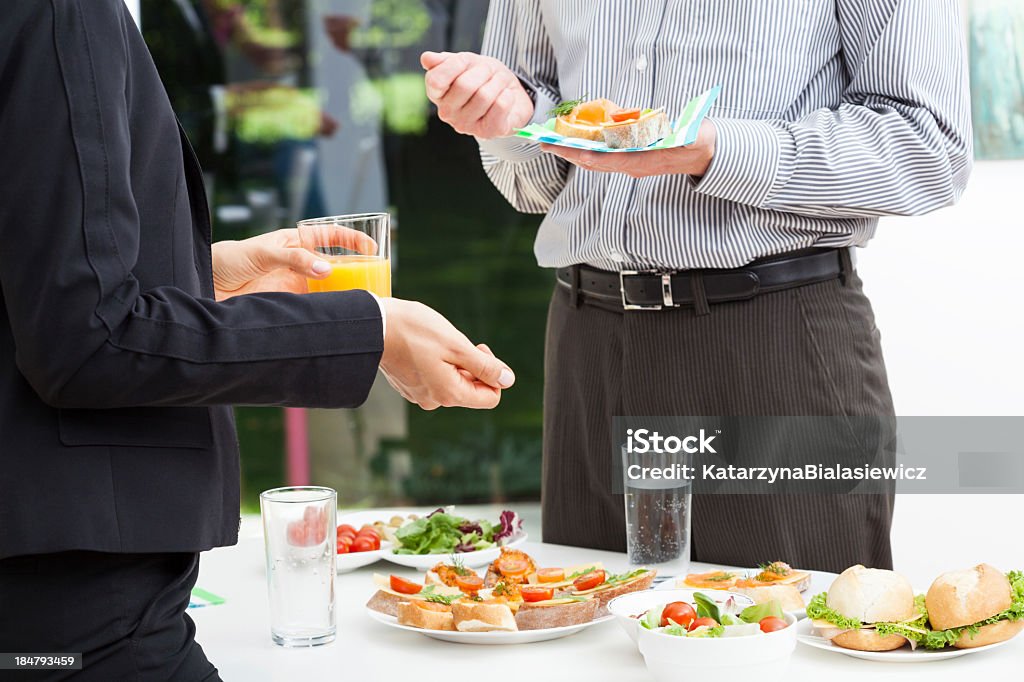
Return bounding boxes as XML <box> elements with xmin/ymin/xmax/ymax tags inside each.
<box><xmin>637</xmin><ymin>611</ymin><xmax>798</xmax><ymax>680</ymax></box>
<box><xmin>606</xmin><ymin>588</ymin><xmax>754</xmax><ymax>646</ymax></box>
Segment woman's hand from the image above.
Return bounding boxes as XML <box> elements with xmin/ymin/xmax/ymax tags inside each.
<box><xmin>212</xmin><ymin>229</ymin><xmax>331</xmax><ymax>301</ymax></box>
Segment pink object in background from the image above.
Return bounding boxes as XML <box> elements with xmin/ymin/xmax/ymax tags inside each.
<box><xmin>284</xmin><ymin>408</ymin><xmax>310</xmax><ymax>486</ymax></box>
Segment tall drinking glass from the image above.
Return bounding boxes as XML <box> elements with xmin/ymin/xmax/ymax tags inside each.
<box><xmin>297</xmin><ymin>213</ymin><xmax>391</xmax><ymax>296</ymax></box>
<box><xmin>622</xmin><ymin>446</ymin><xmax>691</xmax><ymax>578</ymax></box>
<box><xmin>260</xmin><ymin>486</ymin><xmax>337</xmax><ymax>647</ymax></box>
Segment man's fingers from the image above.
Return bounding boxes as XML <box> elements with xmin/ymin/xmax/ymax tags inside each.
<box><xmin>423</xmin><ymin>52</ymin><xmax>474</xmax><ymax>101</ymax></box>
<box><xmin>456</xmin><ymin>71</ymin><xmax>511</xmax><ymax>125</ymax></box>
<box><xmin>452</xmin><ymin>343</ymin><xmax>515</xmax><ymax>389</ymax></box>
<box><xmin>441</xmin><ymin>373</ymin><xmax>502</xmax><ymax>409</ymax></box>
<box><xmin>254</xmin><ymin>245</ymin><xmax>331</xmax><ymax>278</ymax></box>
<box><xmin>439</xmin><ymin>61</ymin><xmax>498</xmax><ymax>113</ymax></box>
<box><xmin>420</xmin><ymin>50</ymin><xmax>448</xmax><ymax>70</ymax></box>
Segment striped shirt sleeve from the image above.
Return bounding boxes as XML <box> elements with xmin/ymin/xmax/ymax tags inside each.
<box><xmin>693</xmin><ymin>0</ymin><xmax>973</xmax><ymax>219</ymax></box>
<box><xmin>476</xmin><ymin>0</ymin><xmax>570</xmax><ymax>214</ymax></box>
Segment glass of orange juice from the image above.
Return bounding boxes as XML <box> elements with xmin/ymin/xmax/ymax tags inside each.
<box><xmin>297</xmin><ymin>213</ymin><xmax>391</xmax><ymax>297</ymax></box>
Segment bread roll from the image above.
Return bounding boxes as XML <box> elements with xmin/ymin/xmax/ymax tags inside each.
<box><xmin>926</xmin><ymin>564</ymin><xmax>1012</xmax><ymax>631</ymax></box>
<box><xmin>953</xmin><ymin>619</ymin><xmax>1024</xmax><ymax>648</ymax></box>
<box><xmin>831</xmin><ymin>629</ymin><xmax>908</xmax><ymax>652</ymax></box>
<box><xmin>826</xmin><ymin>565</ymin><xmax>916</xmax><ymax>624</ymax></box>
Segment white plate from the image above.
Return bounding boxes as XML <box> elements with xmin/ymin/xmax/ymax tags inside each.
<box><xmin>795</xmin><ymin>617</ymin><xmax>1013</xmax><ymax>662</ymax></box>
<box><xmin>336</xmin><ymin>541</ymin><xmax>392</xmax><ymax>574</ymax></box>
<box><xmin>654</xmin><ymin>568</ymin><xmax>839</xmax><ymax>620</ymax></box>
<box><xmin>382</xmin><ymin>533</ymin><xmax>528</xmax><ymax>571</ymax></box>
<box><xmin>366</xmin><ymin>606</ymin><xmax>613</xmax><ymax>644</ymax></box>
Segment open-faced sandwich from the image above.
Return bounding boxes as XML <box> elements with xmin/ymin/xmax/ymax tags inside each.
<box><xmin>680</xmin><ymin>561</ymin><xmax>809</xmax><ymax>613</ymax></box>
<box><xmin>367</xmin><ymin>548</ymin><xmax>655</xmax><ymax>633</ymax></box>
<box><xmin>551</xmin><ymin>97</ymin><xmax>670</xmax><ymax>149</ymax></box>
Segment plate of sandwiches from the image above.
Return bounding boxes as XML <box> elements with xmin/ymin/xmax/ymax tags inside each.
<box><xmin>365</xmin><ymin>548</ymin><xmax>657</xmax><ymax>644</ymax></box>
<box><xmin>659</xmin><ymin>561</ymin><xmax>831</xmax><ymax>619</ymax></box>
<box><xmin>798</xmin><ymin>563</ymin><xmax>1024</xmax><ymax>662</ymax></box>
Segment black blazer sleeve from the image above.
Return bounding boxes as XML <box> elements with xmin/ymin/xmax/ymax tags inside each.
<box><xmin>0</xmin><ymin>0</ymin><xmax>383</xmax><ymax>409</ymax></box>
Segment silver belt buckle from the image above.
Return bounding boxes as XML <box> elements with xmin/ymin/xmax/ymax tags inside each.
<box><xmin>619</xmin><ymin>270</ymin><xmax>676</xmax><ymax>310</ymax></box>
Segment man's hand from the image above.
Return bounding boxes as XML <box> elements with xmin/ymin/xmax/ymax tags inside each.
<box><xmin>541</xmin><ymin>120</ymin><xmax>718</xmax><ymax>178</ymax></box>
<box><xmin>379</xmin><ymin>299</ymin><xmax>515</xmax><ymax>410</ymax></box>
<box><xmin>212</xmin><ymin>229</ymin><xmax>333</xmax><ymax>301</ymax></box>
<box><xmin>421</xmin><ymin>51</ymin><xmax>534</xmax><ymax>139</ymax></box>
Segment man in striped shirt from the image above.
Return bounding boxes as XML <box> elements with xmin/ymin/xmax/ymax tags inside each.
<box><xmin>421</xmin><ymin>0</ymin><xmax>971</xmax><ymax>572</ymax></box>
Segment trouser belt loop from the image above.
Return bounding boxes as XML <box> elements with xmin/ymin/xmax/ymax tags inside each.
<box><xmin>568</xmin><ymin>265</ymin><xmax>581</xmax><ymax>309</ymax></box>
<box><xmin>690</xmin><ymin>271</ymin><xmax>711</xmax><ymax>316</ymax></box>
<box><xmin>839</xmin><ymin>247</ymin><xmax>854</xmax><ymax>286</ymax></box>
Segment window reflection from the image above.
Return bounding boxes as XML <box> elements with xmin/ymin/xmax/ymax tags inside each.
<box><xmin>142</xmin><ymin>0</ymin><xmax>547</xmax><ymax>510</ymax></box>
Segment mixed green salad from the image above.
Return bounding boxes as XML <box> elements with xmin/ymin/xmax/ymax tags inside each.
<box><xmin>639</xmin><ymin>592</ymin><xmax>790</xmax><ymax>638</ymax></box>
<box><xmin>392</xmin><ymin>508</ymin><xmax>522</xmax><ymax>555</ymax></box>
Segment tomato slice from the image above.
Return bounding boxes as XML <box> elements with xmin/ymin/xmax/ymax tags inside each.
<box><xmin>455</xmin><ymin>575</ymin><xmax>484</xmax><ymax>593</ymax></box>
<box><xmin>351</xmin><ymin>536</ymin><xmax>375</xmax><ymax>553</ymax></box>
<box><xmin>572</xmin><ymin>569</ymin><xmax>606</xmax><ymax>592</ymax></box>
<box><xmin>497</xmin><ymin>558</ymin><xmax>531</xmax><ymax>578</ymax></box>
<box><xmin>390</xmin><ymin>575</ymin><xmax>423</xmax><ymax>595</ymax></box>
<box><xmin>536</xmin><ymin>568</ymin><xmax>566</xmax><ymax>584</ymax></box>
<box><xmin>661</xmin><ymin>601</ymin><xmax>697</xmax><ymax>628</ymax></box>
<box><xmin>415</xmin><ymin>601</ymin><xmax>450</xmax><ymax>612</ymax></box>
<box><xmin>610</xmin><ymin>107</ymin><xmax>642</xmax><ymax>123</ymax></box>
<box><xmin>688</xmin><ymin>616</ymin><xmax>718</xmax><ymax>631</ymax></box>
<box><xmin>520</xmin><ymin>586</ymin><xmax>555</xmax><ymax>603</ymax></box>
<box><xmin>759</xmin><ymin>616</ymin><xmax>788</xmax><ymax>633</ymax></box>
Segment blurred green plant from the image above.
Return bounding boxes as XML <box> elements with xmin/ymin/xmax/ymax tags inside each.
<box><xmin>227</xmin><ymin>86</ymin><xmax>321</xmax><ymax>144</ymax></box>
<box><xmin>350</xmin><ymin>74</ymin><xmax>430</xmax><ymax>135</ymax></box>
<box><xmin>350</xmin><ymin>0</ymin><xmax>431</xmax><ymax>49</ymax></box>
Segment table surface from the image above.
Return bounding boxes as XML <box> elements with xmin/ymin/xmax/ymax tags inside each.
<box><xmin>192</xmin><ymin>517</ymin><xmax>1022</xmax><ymax>681</ymax></box>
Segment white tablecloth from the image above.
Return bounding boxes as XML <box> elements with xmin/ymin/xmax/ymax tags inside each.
<box><xmin>192</xmin><ymin>529</ymin><xmax>1022</xmax><ymax>681</ymax></box>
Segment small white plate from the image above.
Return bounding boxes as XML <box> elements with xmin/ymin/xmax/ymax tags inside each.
<box><xmin>365</xmin><ymin>606</ymin><xmax>613</xmax><ymax>644</ymax></box>
<box><xmin>382</xmin><ymin>533</ymin><xmax>528</xmax><ymax>571</ymax></box>
<box><xmin>654</xmin><ymin>568</ymin><xmax>839</xmax><ymax>620</ymax></box>
<box><xmin>336</xmin><ymin>541</ymin><xmax>392</xmax><ymax>574</ymax></box>
<box><xmin>795</xmin><ymin>618</ymin><xmax>1013</xmax><ymax>662</ymax></box>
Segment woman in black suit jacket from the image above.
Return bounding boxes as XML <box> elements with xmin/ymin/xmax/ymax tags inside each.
<box><xmin>0</xmin><ymin>1</ymin><xmax>513</xmax><ymax>679</ymax></box>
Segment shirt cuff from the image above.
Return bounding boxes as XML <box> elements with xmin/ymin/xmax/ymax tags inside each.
<box><xmin>476</xmin><ymin>87</ymin><xmax>560</xmax><ymax>164</ymax></box>
<box><xmin>690</xmin><ymin>117</ymin><xmax>789</xmax><ymax>208</ymax></box>
<box><xmin>367</xmin><ymin>292</ymin><xmax>386</xmax><ymax>340</ymax></box>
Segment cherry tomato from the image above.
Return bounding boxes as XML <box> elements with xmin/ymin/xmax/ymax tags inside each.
<box><xmin>661</xmin><ymin>601</ymin><xmax>697</xmax><ymax>628</ymax></box>
<box><xmin>337</xmin><ymin>524</ymin><xmax>357</xmax><ymax>536</ymax></box>
<box><xmin>536</xmin><ymin>568</ymin><xmax>565</xmax><ymax>584</ymax></box>
<box><xmin>357</xmin><ymin>527</ymin><xmax>380</xmax><ymax>541</ymax></box>
<box><xmin>610</xmin><ymin>107</ymin><xmax>642</xmax><ymax>123</ymax></box>
<box><xmin>336</xmin><ymin>541</ymin><xmax>350</xmax><ymax>554</ymax></box>
<box><xmin>390</xmin><ymin>575</ymin><xmax>423</xmax><ymax>595</ymax></box>
<box><xmin>455</xmin><ymin>575</ymin><xmax>485</xmax><ymax>593</ymax></box>
<box><xmin>688</xmin><ymin>617</ymin><xmax>718</xmax><ymax>631</ymax></box>
<box><xmin>572</xmin><ymin>570</ymin><xmax>606</xmax><ymax>592</ymax></box>
<box><xmin>497</xmin><ymin>558</ymin><xmax>531</xmax><ymax>578</ymax></box>
<box><xmin>366</xmin><ymin>534</ymin><xmax>381</xmax><ymax>550</ymax></box>
<box><xmin>337</xmin><ymin>534</ymin><xmax>354</xmax><ymax>550</ymax></box>
<box><xmin>759</xmin><ymin>616</ymin><xmax>788</xmax><ymax>633</ymax></box>
<box><xmin>520</xmin><ymin>586</ymin><xmax>555</xmax><ymax>602</ymax></box>
<box><xmin>351</xmin><ymin>536</ymin><xmax>375</xmax><ymax>553</ymax></box>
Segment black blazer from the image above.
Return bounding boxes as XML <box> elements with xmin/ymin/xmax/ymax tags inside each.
<box><xmin>0</xmin><ymin>1</ymin><xmax>384</xmax><ymax>559</ymax></box>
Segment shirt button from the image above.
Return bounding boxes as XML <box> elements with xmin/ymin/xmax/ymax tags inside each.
<box><xmin>635</xmin><ymin>54</ymin><xmax>648</xmax><ymax>71</ymax></box>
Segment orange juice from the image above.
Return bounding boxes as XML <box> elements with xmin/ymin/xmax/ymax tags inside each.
<box><xmin>307</xmin><ymin>255</ymin><xmax>391</xmax><ymax>297</ymax></box>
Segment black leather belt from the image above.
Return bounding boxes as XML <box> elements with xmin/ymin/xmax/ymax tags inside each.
<box><xmin>556</xmin><ymin>248</ymin><xmax>853</xmax><ymax>311</ymax></box>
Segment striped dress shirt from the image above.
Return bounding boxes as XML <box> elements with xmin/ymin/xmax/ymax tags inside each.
<box><xmin>477</xmin><ymin>0</ymin><xmax>973</xmax><ymax>272</ymax></box>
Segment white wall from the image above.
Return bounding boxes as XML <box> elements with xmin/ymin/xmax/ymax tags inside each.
<box><xmin>859</xmin><ymin>160</ymin><xmax>1024</xmax><ymax>574</ymax></box>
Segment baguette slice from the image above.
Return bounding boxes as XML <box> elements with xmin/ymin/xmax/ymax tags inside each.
<box><xmin>572</xmin><ymin>570</ymin><xmax>657</xmax><ymax>616</ymax></box>
<box><xmin>451</xmin><ymin>601</ymin><xmax>518</xmax><ymax>632</ymax></box>
<box><xmin>366</xmin><ymin>574</ymin><xmax>462</xmax><ymax>617</ymax></box>
<box><xmin>515</xmin><ymin>597</ymin><xmax>599</xmax><ymax>631</ymax></box>
<box><xmin>553</xmin><ymin>117</ymin><xmax>604</xmax><ymax>141</ymax></box>
<box><xmin>601</xmin><ymin>109</ymin><xmax>670</xmax><ymax>149</ymax></box>
<box><xmin>396</xmin><ymin>601</ymin><xmax>455</xmax><ymax>631</ymax></box>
